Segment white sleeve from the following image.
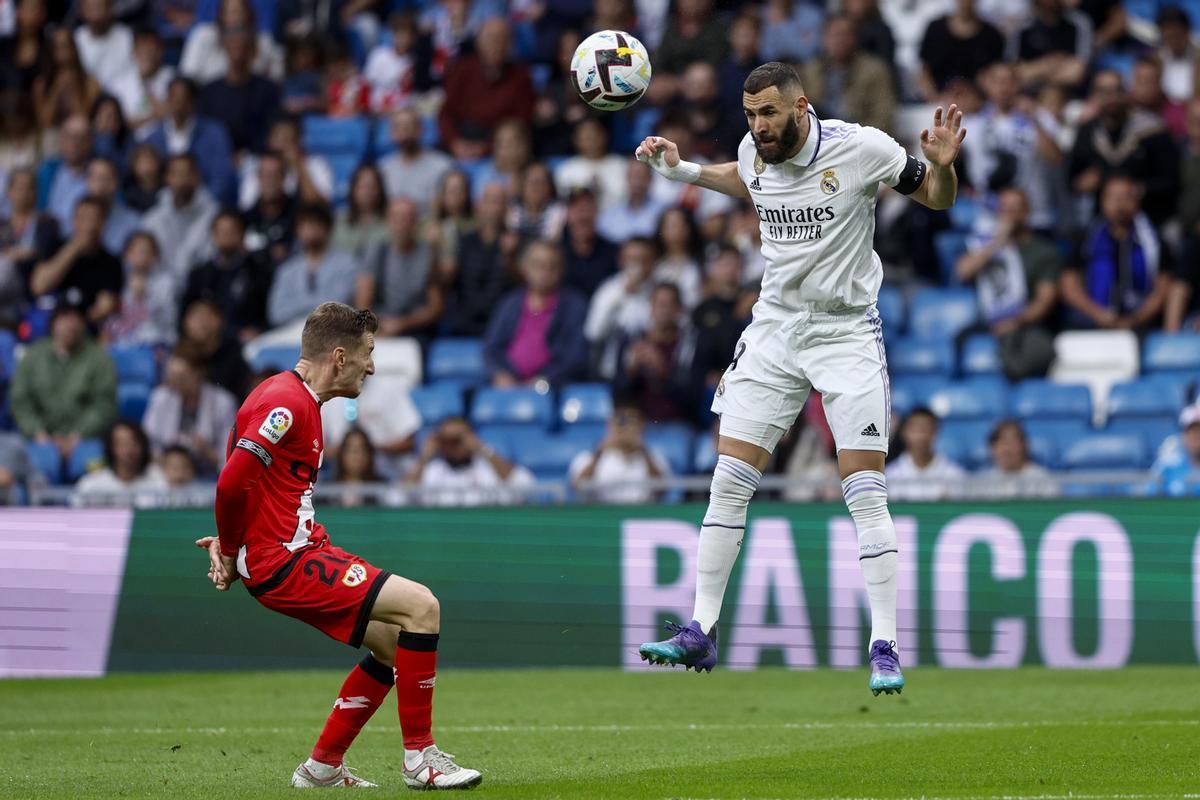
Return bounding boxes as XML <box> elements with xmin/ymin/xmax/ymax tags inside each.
<box><xmin>858</xmin><ymin>126</ymin><xmax>910</xmax><ymax>188</ymax></box>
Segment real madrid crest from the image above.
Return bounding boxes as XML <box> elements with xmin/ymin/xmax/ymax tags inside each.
<box><xmin>753</xmin><ymin>154</ymin><xmax>766</xmax><ymax>175</ymax></box>
<box><xmin>820</xmin><ymin>169</ymin><xmax>840</xmax><ymax>195</ymax></box>
<box><xmin>715</xmin><ymin>376</ymin><xmax>726</xmax><ymax>397</ymax></box>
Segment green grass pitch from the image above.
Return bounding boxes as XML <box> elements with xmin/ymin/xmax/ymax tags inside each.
<box><xmin>1</xmin><ymin>667</ymin><xmax>1197</xmax><ymax>799</ymax></box>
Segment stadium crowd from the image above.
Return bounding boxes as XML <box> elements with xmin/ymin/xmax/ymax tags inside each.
<box><xmin>0</xmin><ymin>0</ymin><xmax>1199</xmax><ymax>506</ymax></box>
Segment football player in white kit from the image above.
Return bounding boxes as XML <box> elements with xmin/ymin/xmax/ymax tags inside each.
<box><xmin>636</xmin><ymin>62</ymin><xmax>965</xmax><ymax>695</ymax></box>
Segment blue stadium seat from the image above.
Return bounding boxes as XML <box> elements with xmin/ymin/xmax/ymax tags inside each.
<box><xmin>326</xmin><ymin>152</ymin><xmax>363</xmax><ymax>207</ymax></box>
<box><xmin>933</xmin><ymin>230</ymin><xmax>969</xmax><ymax>283</ymax></box>
<box><xmin>1106</xmin><ymin>378</ymin><xmax>1186</xmax><ymax>420</ymax></box>
<box><xmin>692</xmin><ymin>431</ymin><xmax>718</xmax><ymax>474</ymax></box>
<box><xmin>1142</xmin><ymin>371</ymin><xmax>1200</xmax><ymax>406</ymax></box>
<box><xmin>25</xmin><ymin>441</ymin><xmax>61</xmax><ymax>485</ymax></box>
<box><xmin>888</xmin><ymin>337</ymin><xmax>955</xmax><ymax>376</ymax></box>
<box><xmin>426</xmin><ymin>338</ymin><xmax>485</xmax><ymax>385</ymax></box>
<box><xmin>67</xmin><ymin>438</ymin><xmax>105</xmax><ymax>482</ymax></box>
<box><xmin>936</xmin><ymin>419</ymin><xmax>993</xmax><ymax>469</ymax></box>
<box><xmin>948</xmin><ymin>195</ymin><xmax>980</xmax><ymax>231</ymax></box>
<box><xmin>118</xmin><ymin>383</ymin><xmax>152</xmax><ymax>422</ymax></box>
<box><xmin>1105</xmin><ymin>417</ymin><xmax>1178</xmax><ymax>458</ymax></box>
<box><xmin>0</xmin><ymin>329</ymin><xmax>15</xmax><ymax>380</ymax></box>
<box><xmin>109</xmin><ymin>344</ymin><xmax>157</xmax><ymax>385</ymax></box>
<box><xmin>559</xmin><ymin>383</ymin><xmax>613</xmax><ymax>425</ymax></box>
<box><xmin>1061</xmin><ymin>433</ymin><xmax>1149</xmax><ymax>471</ymax></box>
<box><xmin>1143</xmin><ymin>332</ymin><xmax>1200</xmax><ymax>374</ymax></box>
<box><xmin>1122</xmin><ymin>0</ymin><xmax>1159</xmax><ymax>22</ymax></box>
<box><xmin>301</xmin><ymin>115</ymin><xmax>371</xmax><ymax>157</ymax></box>
<box><xmin>908</xmin><ymin>287</ymin><xmax>978</xmax><ymax>339</ymax></box>
<box><xmin>875</xmin><ymin>284</ymin><xmax>905</xmax><ymax>334</ymax></box>
<box><xmin>472</xmin><ymin>425</ymin><xmax>523</xmax><ymax>460</ymax></box>
<box><xmin>470</xmin><ymin>387</ymin><xmax>553</xmax><ymax>427</ymax></box>
<box><xmin>642</xmin><ymin>423</ymin><xmax>694</xmax><ymax>474</ymax></box>
<box><xmin>890</xmin><ymin>376</ymin><xmax>951</xmax><ymax>416</ymax></box>
<box><xmin>1021</xmin><ymin>418</ymin><xmax>1092</xmax><ymax>471</ymax></box>
<box><xmin>513</xmin><ymin>428</ymin><xmax>601</xmax><ymax>479</ymax></box>
<box><xmin>928</xmin><ymin>377</ymin><xmax>1009</xmax><ymax>421</ymax></box>
<box><xmin>961</xmin><ymin>333</ymin><xmax>1000</xmax><ymax>376</ymax></box>
<box><xmin>410</xmin><ymin>383</ymin><xmax>465</xmax><ymax>426</ymax></box>
<box><xmin>250</xmin><ymin>344</ymin><xmax>302</xmax><ymax>373</ymax></box>
<box><xmin>1012</xmin><ymin>380</ymin><xmax>1092</xmax><ymax>421</ymax></box>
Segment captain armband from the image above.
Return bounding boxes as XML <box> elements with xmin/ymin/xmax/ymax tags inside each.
<box><xmin>893</xmin><ymin>156</ymin><xmax>927</xmax><ymax>195</ymax></box>
<box><xmin>235</xmin><ymin>437</ymin><xmax>273</xmax><ymax>468</ymax></box>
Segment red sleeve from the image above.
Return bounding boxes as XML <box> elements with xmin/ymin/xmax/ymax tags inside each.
<box><xmin>215</xmin><ymin>446</ymin><xmax>267</xmax><ymax>558</ymax></box>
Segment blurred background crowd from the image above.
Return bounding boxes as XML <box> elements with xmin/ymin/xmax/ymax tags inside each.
<box><xmin>1</xmin><ymin>0</ymin><xmax>1199</xmax><ymax>507</ymax></box>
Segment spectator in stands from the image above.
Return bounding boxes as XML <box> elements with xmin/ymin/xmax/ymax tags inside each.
<box><xmin>356</xmin><ymin>197</ymin><xmax>444</xmax><ymax>339</ymax></box>
<box><xmin>325</xmin><ymin>40</ymin><xmax>370</xmax><ymax>119</ymax></box>
<box><xmin>0</xmin><ymin>431</ymin><xmax>47</xmax><ymax>504</ymax></box>
<box><xmin>718</xmin><ymin>14</ymin><xmax>761</xmax><ymax>135</ymax></box>
<box><xmin>614</xmin><ymin>282</ymin><xmax>701</xmax><ymax>424</ymax></box>
<box><xmin>438</xmin><ymin>18</ymin><xmax>534</xmax><ymax>161</ymax></box>
<box><xmin>758</xmin><ymin>0</ymin><xmax>822</xmax><ymax>67</ymax></box>
<box><xmin>105</xmin><ymin>231</ymin><xmax>176</xmax><ymax>346</ymax></box>
<box><xmin>197</xmin><ymin>18</ymin><xmax>282</xmax><ymax>156</ymax></box>
<box><xmin>74</xmin><ymin>0</ymin><xmax>133</xmax><ymax>95</ymax></box>
<box><xmin>178</xmin><ymin>298</ymin><xmax>248</xmax><ymax>397</ymax></box>
<box><xmin>11</xmin><ymin>304</ymin><xmax>118</xmax><ymax>461</ymax></box>
<box><xmin>692</xmin><ymin>245</ymin><xmax>755</xmax><ymax>392</ymax></box>
<box><xmin>509</xmin><ymin>162</ymin><xmax>565</xmax><ymax>241</ymax></box>
<box><xmin>1153</xmin><ymin>402</ymin><xmax>1200</xmax><ymax>497</ymax></box>
<box><xmin>484</xmin><ymin>240</ymin><xmax>588</xmax><ymax>389</ymax></box>
<box><xmin>978</xmin><ymin>419</ymin><xmax>1054</xmax><ymax>498</ymax></box>
<box><xmin>34</xmin><ymin>29</ymin><xmax>100</xmax><ymax>133</ymax></box>
<box><xmin>267</xmin><ymin>204</ymin><xmax>359</xmax><ymax>328</ymax></box>
<box><xmin>45</xmin><ymin>114</ymin><xmax>92</xmax><ymax>232</ymax></box>
<box><xmin>0</xmin><ymin>0</ymin><xmax>49</xmax><ymax>96</ymax></box>
<box><xmin>238</xmin><ymin>116</ymin><xmax>332</xmax><ymax>210</ymax></box>
<box><xmin>1156</xmin><ymin>6</ymin><xmax>1195</xmax><ymax>103</ymax></box>
<box><xmin>110</xmin><ymin>28</ymin><xmax>173</xmax><ymax>131</ymax></box>
<box><xmin>586</xmin><ymin>236</ymin><xmax>658</xmax><ymax>380</ymax></box>
<box><xmin>677</xmin><ymin>62</ymin><xmax>727</xmax><ymax>162</ymax></box>
<box><xmin>1062</xmin><ymin>175</ymin><xmax>1171</xmax><ymax>331</ymax></box>
<box><xmin>569</xmin><ymin>399</ymin><xmax>670</xmax><ymax>504</ymax></box>
<box><xmin>444</xmin><ymin>182</ymin><xmax>518</xmax><ymax>337</ymax></box>
<box><xmin>965</xmin><ymin>62</ymin><xmax>1059</xmax><ymax>232</ymax></box>
<box><xmin>84</xmin><ymin>156</ymin><xmax>140</xmax><ymax>256</ymax></box>
<box><xmin>653</xmin><ymin>206</ymin><xmax>702</xmax><ymax>310</ymax></box>
<box><xmin>74</xmin><ymin>420</ymin><xmax>167</xmax><ymax>505</ymax></box>
<box><xmin>1167</xmin><ymin>99</ymin><xmax>1200</xmax><ymax>332</ymax></box>
<box><xmin>182</xmin><ymin>211</ymin><xmax>271</xmax><ymax>342</ymax></box>
<box><xmin>473</xmin><ymin>120</ymin><xmax>533</xmax><ymax>204</ymax></box>
<box><xmin>179</xmin><ymin>0</ymin><xmax>284</xmax><ymax>84</ymax></box>
<box><xmin>332</xmin><ymin>427</ymin><xmax>383</xmax><ymax>508</ymax></box>
<box><xmin>647</xmin><ymin>110</ymin><xmax>733</xmax><ymax>226</ymax></box>
<box><xmin>1068</xmin><ymin>70</ymin><xmax>1178</xmax><ymax>225</ymax></box>
<box><xmin>554</xmin><ymin>118</ymin><xmax>625</xmax><ymax>209</ymax></box>
<box><xmin>560</xmin><ymin>187</ymin><xmax>617</xmax><ymax>298</ymax></box>
<box><xmin>363</xmin><ymin>11</ymin><xmax>432</xmax><ymax>114</ymax></box>
<box><xmin>800</xmin><ymin>13</ymin><xmax>897</xmax><ymax>134</ymax></box>
<box><xmin>142</xmin><ymin>344</ymin><xmax>238</xmax><ymax>474</ymax></box>
<box><xmin>161</xmin><ymin>444</ymin><xmax>200</xmax><ymax>490</ymax></box>
<box><xmin>886</xmin><ymin>408</ymin><xmax>965</xmax><ymax>501</ymax></box>
<box><xmin>956</xmin><ymin>187</ymin><xmax>1060</xmax><ymax>379</ymax></box>
<box><xmin>243</xmin><ymin>150</ymin><xmax>296</xmax><ymax>266</ymax></box>
<box><xmin>657</xmin><ymin>0</ymin><xmax>727</xmax><ymax>75</ymax></box>
<box><xmin>378</xmin><ymin>107</ymin><xmax>455</xmax><ymax>213</ymax></box>
<box><xmin>280</xmin><ymin>34</ymin><xmax>324</xmax><ymax>117</ymax></box>
<box><xmin>1130</xmin><ymin>56</ymin><xmax>1186</xmax><ymax>141</ymax></box>
<box><xmin>0</xmin><ymin>168</ymin><xmax>57</xmax><ymax>326</ymax></box>
<box><xmin>141</xmin><ymin>153</ymin><xmax>217</xmax><ymax>284</ymax></box>
<box><xmin>123</xmin><ymin>144</ymin><xmax>162</xmax><ymax>214</ymax></box>
<box><xmin>1011</xmin><ymin>0</ymin><xmax>1090</xmax><ymax>90</ymax></box>
<box><xmin>597</xmin><ymin>160</ymin><xmax>667</xmax><ymax>244</ymax></box>
<box><xmin>143</xmin><ymin>77</ymin><xmax>236</xmax><ymax>205</ymax></box>
<box><xmin>332</xmin><ymin>164</ymin><xmax>389</xmax><ymax>264</ymax></box>
<box><xmin>429</xmin><ymin>169</ymin><xmax>474</xmax><ymax>272</ymax></box>
<box><xmin>405</xmin><ymin>416</ymin><xmax>535</xmax><ymax>507</ymax></box>
<box><xmin>842</xmin><ymin>0</ymin><xmax>896</xmax><ymax>73</ymax></box>
<box><xmin>29</xmin><ymin>196</ymin><xmax>123</xmax><ymax>324</ymax></box>
<box><xmin>530</xmin><ymin>28</ymin><xmax>592</xmax><ymax>158</ymax></box>
<box><xmin>88</xmin><ymin>93</ymin><xmax>131</xmax><ymax>166</ymax></box>
<box><xmin>0</xmin><ymin>91</ymin><xmax>39</xmax><ymax>193</ymax></box>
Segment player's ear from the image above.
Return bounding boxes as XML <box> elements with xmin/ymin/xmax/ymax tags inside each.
<box><xmin>794</xmin><ymin>94</ymin><xmax>808</xmax><ymax>122</ymax></box>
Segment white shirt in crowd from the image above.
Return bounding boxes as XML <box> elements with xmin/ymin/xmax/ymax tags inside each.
<box><xmin>141</xmin><ymin>382</ymin><xmax>239</xmax><ymax>465</ymax></box>
<box><xmin>74</xmin><ymin>23</ymin><xmax>134</xmax><ymax>94</ymax></box>
<box><xmin>554</xmin><ymin>155</ymin><xmax>628</xmax><ymax>209</ymax></box>
<box><xmin>418</xmin><ymin>456</ymin><xmax>535</xmax><ymax>507</ymax></box>
<box><xmin>977</xmin><ymin>463</ymin><xmax>1057</xmax><ymax>499</ymax></box>
<box><xmin>569</xmin><ymin>447</ymin><xmax>671</xmax><ymax>505</ymax></box>
<box><xmin>74</xmin><ymin>465</ymin><xmax>168</xmax><ymax>508</ymax></box>
<box><xmin>886</xmin><ymin>452</ymin><xmax>966</xmax><ymax>501</ymax></box>
<box><xmin>178</xmin><ymin>24</ymin><xmax>284</xmax><ymax>83</ymax></box>
<box><xmin>111</xmin><ymin>65</ymin><xmax>175</xmax><ymax>127</ymax></box>
<box><xmin>238</xmin><ymin>154</ymin><xmax>334</xmax><ymax>210</ymax></box>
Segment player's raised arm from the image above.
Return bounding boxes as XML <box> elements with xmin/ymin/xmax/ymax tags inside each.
<box><xmin>909</xmin><ymin>104</ymin><xmax>966</xmax><ymax>211</ymax></box>
<box><xmin>635</xmin><ymin>136</ymin><xmax>750</xmax><ymax>200</ymax></box>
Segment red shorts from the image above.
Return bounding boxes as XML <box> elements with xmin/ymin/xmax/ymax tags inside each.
<box><xmin>246</xmin><ymin>544</ymin><xmax>390</xmax><ymax>648</ymax></box>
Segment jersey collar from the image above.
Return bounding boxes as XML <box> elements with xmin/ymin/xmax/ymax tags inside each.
<box><xmin>290</xmin><ymin>369</ymin><xmax>323</xmax><ymax>406</ymax></box>
<box><xmin>786</xmin><ymin>107</ymin><xmax>822</xmax><ymax>169</ymax></box>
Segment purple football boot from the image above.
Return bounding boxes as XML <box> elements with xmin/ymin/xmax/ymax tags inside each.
<box><xmin>868</xmin><ymin>639</ymin><xmax>905</xmax><ymax>695</ymax></box>
<box><xmin>639</xmin><ymin>621</ymin><xmax>718</xmax><ymax>672</ymax></box>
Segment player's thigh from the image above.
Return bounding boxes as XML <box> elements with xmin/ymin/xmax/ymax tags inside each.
<box><xmin>361</xmin><ymin>620</ymin><xmax>403</xmax><ymax>666</ymax></box>
<box><xmin>805</xmin><ymin>318</ymin><xmax>891</xmax><ymax>456</ymax></box>
<box><xmin>837</xmin><ymin>449</ymin><xmax>886</xmax><ymax>480</ymax></box>
<box><xmin>713</xmin><ymin>317</ymin><xmax>809</xmax><ymax>450</ymax></box>
<box><xmin>368</xmin><ymin>573</ymin><xmax>440</xmax><ymax>633</ymax></box>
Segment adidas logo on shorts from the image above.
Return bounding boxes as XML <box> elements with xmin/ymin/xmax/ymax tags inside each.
<box><xmin>860</xmin><ymin>423</ymin><xmax>880</xmax><ymax>437</ymax></box>
<box><xmin>749</xmin><ymin>177</ymin><xmax>761</xmax><ymax>191</ymax></box>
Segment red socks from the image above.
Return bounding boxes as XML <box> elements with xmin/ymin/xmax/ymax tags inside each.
<box><xmin>395</xmin><ymin>631</ymin><xmax>439</xmax><ymax>751</ymax></box>
<box><xmin>311</xmin><ymin>654</ymin><xmax>393</xmax><ymax>766</ymax></box>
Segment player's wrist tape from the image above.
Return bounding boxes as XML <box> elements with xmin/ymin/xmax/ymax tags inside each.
<box><xmin>660</xmin><ymin>159</ymin><xmax>702</xmax><ymax>184</ymax></box>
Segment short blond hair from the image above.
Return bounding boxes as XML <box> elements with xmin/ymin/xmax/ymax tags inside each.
<box><xmin>300</xmin><ymin>302</ymin><xmax>379</xmax><ymax>359</ymax></box>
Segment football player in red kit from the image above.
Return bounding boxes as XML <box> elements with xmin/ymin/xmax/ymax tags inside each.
<box><xmin>195</xmin><ymin>302</ymin><xmax>481</xmax><ymax>790</ymax></box>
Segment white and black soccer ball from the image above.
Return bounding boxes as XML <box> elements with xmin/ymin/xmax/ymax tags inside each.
<box><xmin>570</xmin><ymin>30</ymin><xmax>652</xmax><ymax>112</ymax></box>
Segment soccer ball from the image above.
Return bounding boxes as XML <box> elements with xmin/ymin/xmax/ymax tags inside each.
<box><xmin>570</xmin><ymin>30</ymin><xmax>652</xmax><ymax>112</ymax></box>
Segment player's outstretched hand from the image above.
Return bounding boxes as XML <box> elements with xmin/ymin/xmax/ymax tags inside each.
<box><xmin>635</xmin><ymin>136</ymin><xmax>680</xmax><ymax>169</ymax></box>
<box><xmin>919</xmin><ymin>104</ymin><xmax>966</xmax><ymax>168</ymax></box>
<box><xmin>195</xmin><ymin>536</ymin><xmax>238</xmax><ymax>591</ymax></box>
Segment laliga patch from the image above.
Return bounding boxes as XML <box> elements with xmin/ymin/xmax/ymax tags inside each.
<box><xmin>342</xmin><ymin>563</ymin><xmax>367</xmax><ymax>587</ymax></box>
<box><xmin>259</xmin><ymin>407</ymin><xmax>293</xmax><ymax>443</ymax></box>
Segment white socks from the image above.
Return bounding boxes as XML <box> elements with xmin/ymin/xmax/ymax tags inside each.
<box><xmin>692</xmin><ymin>455</ymin><xmax>762</xmax><ymax>632</ymax></box>
<box><xmin>842</xmin><ymin>471</ymin><xmax>899</xmax><ymax>649</ymax></box>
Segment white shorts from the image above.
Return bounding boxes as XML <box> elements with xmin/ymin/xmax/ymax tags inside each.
<box><xmin>711</xmin><ymin>306</ymin><xmax>890</xmax><ymax>455</ymax></box>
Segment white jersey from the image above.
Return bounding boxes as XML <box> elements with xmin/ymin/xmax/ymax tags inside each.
<box><xmin>736</xmin><ymin>110</ymin><xmax>909</xmax><ymax>316</ymax></box>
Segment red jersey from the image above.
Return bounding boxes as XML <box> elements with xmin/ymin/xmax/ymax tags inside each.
<box><xmin>216</xmin><ymin>370</ymin><xmax>328</xmax><ymax>586</ymax></box>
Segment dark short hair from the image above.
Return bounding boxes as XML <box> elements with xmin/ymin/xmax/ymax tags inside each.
<box><xmin>744</xmin><ymin>61</ymin><xmax>803</xmax><ymax>96</ymax></box>
<box><xmin>904</xmin><ymin>406</ymin><xmax>938</xmax><ymax>426</ymax></box>
<box><xmin>301</xmin><ymin>302</ymin><xmax>379</xmax><ymax>359</ymax></box>
<box><xmin>74</xmin><ymin>194</ymin><xmax>107</xmax><ymax>215</ymax></box>
<box><xmin>104</xmin><ymin>420</ymin><xmax>152</xmax><ymax>475</ymax></box>
<box><xmin>170</xmin><ymin>341</ymin><xmax>209</xmax><ymax>373</ymax></box>
<box><xmin>161</xmin><ymin>444</ymin><xmax>197</xmax><ymax>474</ymax></box>
<box><xmin>166</xmin><ymin>152</ymin><xmax>199</xmax><ymax>172</ymax></box>
<box><xmin>122</xmin><ymin>230</ymin><xmax>160</xmax><ymax>257</ymax></box>
<box><xmin>1156</xmin><ymin>5</ymin><xmax>1190</xmax><ymax>27</ymax></box>
<box><xmin>296</xmin><ymin>202</ymin><xmax>334</xmax><ymax>229</ymax></box>
<box><xmin>212</xmin><ymin>208</ymin><xmax>246</xmax><ymax>230</ymax></box>
<box><xmin>651</xmin><ymin>281</ymin><xmax>683</xmax><ymax>305</ymax></box>
<box><xmin>988</xmin><ymin>418</ymin><xmax>1026</xmax><ymax>447</ymax></box>
<box><xmin>623</xmin><ymin>235</ymin><xmax>658</xmax><ymax>255</ymax></box>
<box><xmin>168</xmin><ymin>75</ymin><xmax>198</xmax><ymax>99</ymax></box>
<box><xmin>86</xmin><ymin>155</ymin><xmax>120</xmax><ymax>176</ymax></box>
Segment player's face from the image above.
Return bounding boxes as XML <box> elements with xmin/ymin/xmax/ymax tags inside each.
<box><xmin>743</xmin><ymin>86</ymin><xmax>806</xmax><ymax>165</ymax></box>
<box><xmin>991</xmin><ymin>425</ymin><xmax>1027</xmax><ymax>472</ymax></box>
<box><xmin>901</xmin><ymin>415</ymin><xmax>936</xmax><ymax>457</ymax></box>
<box><xmin>336</xmin><ymin>332</ymin><xmax>375</xmax><ymax>397</ymax></box>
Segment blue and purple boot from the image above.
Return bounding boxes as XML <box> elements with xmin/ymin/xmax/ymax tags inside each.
<box><xmin>868</xmin><ymin>639</ymin><xmax>904</xmax><ymax>695</ymax></box>
<box><xmin>639</xmin><ymin>621</ymin><xmax>718</xmax><ymax>672</ymax></box>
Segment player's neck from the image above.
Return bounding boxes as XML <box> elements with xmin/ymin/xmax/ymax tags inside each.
<box><xmin>293</xmin><ymin>360</ymin><xmax>337</xmax><ymax>403</ymax></box>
